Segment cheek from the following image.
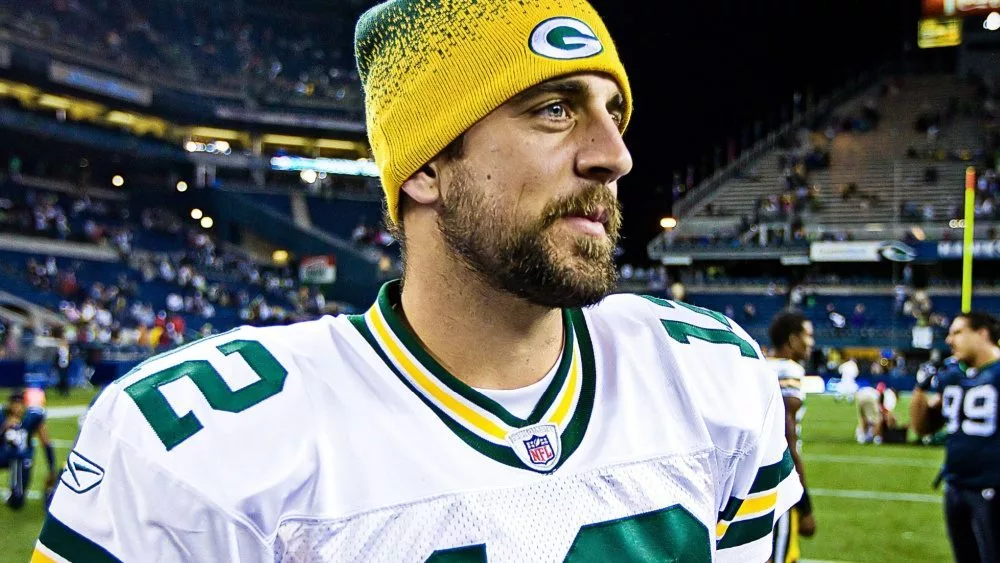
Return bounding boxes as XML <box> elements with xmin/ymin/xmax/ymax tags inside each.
<box><xmin>500</xmin><ymin>141</ymin><xmax>570</xmax><ymax>197</ymax></box>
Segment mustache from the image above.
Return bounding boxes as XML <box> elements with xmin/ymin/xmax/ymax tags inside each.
<box><xmin>540</xmin><ymin>186</ymin><xmax>622</xmax><ymax>233</ymax></box>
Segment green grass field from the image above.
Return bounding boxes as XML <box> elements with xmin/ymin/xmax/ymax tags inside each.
<box><xmin>2</xmin><ymin>387</ymin><xmax>100</xmax><ymax>562</ymax></box>
<box><xmin>1</xmin><ymin>391</ymin><xmax>949</xmax><ymax>562</ymax></box>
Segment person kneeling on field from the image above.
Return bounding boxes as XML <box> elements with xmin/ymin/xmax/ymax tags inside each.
<box><xmin>855</xmin><ymin>383</ymin><xmax>904</xmax><ymax>444</ymax></box>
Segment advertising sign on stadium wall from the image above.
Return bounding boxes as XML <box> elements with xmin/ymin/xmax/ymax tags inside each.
<box><xmin>48</xmin><ymin>61</ymin><xmax>152</xmax><ymax>106</ymax></box>
<box><xmin>299</xmin><ymin>255</ymin><xmax>337</xmax><ymax>284</ymax></box>
<box><xmin>922</xmin><ymin>0</ymin><xmax>1000</xmax><ymax>18</ymax></box>
<box><xmin>810</xmin><ymin>242</ymin><xmax>881</xmax><ymax>262</ymax></box>
<box><xmin>917</xmin><ymin>17</ymin><xmax>963</xmax><ymax>48</ymax></box>
<box><xmin>214</xmin><ymin>107</ymin><xmax>365</xmax><ymax>133</ymax></box>
<box><xmin>809</xmin><ymin>241</ymin><xmax>917</xmax><ymax>263</ymax></box>
<box><xmin>919</xmin><ymin>240</ymin><xmax>1000</xmax><ymax>260</ymax></box>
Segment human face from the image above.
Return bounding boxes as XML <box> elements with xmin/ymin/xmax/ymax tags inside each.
<box><xmin>791</xmin><ymin>321</ymin><xmax>815</xmax><ymax>363</ymax></box>
<box><xmin>435</xmin><ymin>73</ymin><xmax>632</xmax><ymax>308</ymax></box>
<box><xmin>947</xmin><ymin>317</ymin><xmax>987</xmax><ymax>364</ymax></box>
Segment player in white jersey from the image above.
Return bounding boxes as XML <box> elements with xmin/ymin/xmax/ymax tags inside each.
<box><xmin>835</xmin><ymin>358</ymin><xmax>860</xmax><ymax>402</ymax></box>
<box><xmin>766</xmin><ymin>311</ymin><xmax>817</xmax><ymax>563</ymax></box>
<box><xmin>35</xmin><ymin>1</ymin><xmax>800</xmax><ymax>561</ymax></box>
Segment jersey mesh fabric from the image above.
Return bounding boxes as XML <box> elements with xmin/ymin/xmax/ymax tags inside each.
<box><xmin>273</xmin><ymin>450</ymin><xmax>717</xmax><ymax>562</ymax></box>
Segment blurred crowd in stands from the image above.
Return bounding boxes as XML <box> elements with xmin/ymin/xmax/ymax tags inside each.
<box><xmin>619</xmin><ymin>261</ymin><xmax>963</xmax><ymax>385</ymax></box>
<box><xmin>972</xmin><ymin>168</ymin><xmax>1000</xmax><ymax>220</ymax></box>
<box><xmin>0</xmin><ymin>0</ymin><xmax>362</xmax><ymax>111</ymax></box>
<box><xmin>0</xmin><ymin>171</ymin><xmax>349</xmax><ymax>356</ymax></box>
<box><xmin>665</xmin><ymin>73</ymin><xmax>999</xmax><ymax>250</ymax></box>
<box><xmin>0</xmin><ymin>175</ymin><xmax>133</xmax><ymax>249</ymax></box>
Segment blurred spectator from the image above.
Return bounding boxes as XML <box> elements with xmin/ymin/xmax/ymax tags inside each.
<box><xmin>827</xmin><ymin>304</ymin><xmax>846</xmax><ymax>330</ymax></box>
<box><xmin>850</xmin><ymin>303</ymin><xmax>868</xmax><ymax>330</ymax></box>
<box><xmin>0</xmin><ymin>0</ymin><xmax>365</xmax><ymax>110</ymax></box>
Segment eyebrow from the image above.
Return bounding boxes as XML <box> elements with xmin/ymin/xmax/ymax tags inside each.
<box><xmin>510</xmin><ymin>78</ymin><xmax>626</xmax><ymax>119</ymax></box>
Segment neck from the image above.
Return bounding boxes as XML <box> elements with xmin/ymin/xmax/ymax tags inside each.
<box><xmin>972</xmin><ymin>346</ymin><xmax>1000</xmax><ymax>370</ymax></box>
<box><xmin>774</xmin><ymin>347</ymin><xmax>799</xmax><ymax>362</ymax></box>
<box><xmin>397</xmin><ymin>237</ymin><xmax>565</xmax><ymax>391</ymax></box>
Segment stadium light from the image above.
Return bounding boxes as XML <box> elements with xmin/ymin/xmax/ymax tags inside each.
<box><xmin>176</xmin><ymin>180</ymin><xmax>188</xmax><ymax>192</ymax></box>
<box><xmin>660</xmin><ymin>217</ymin><xmax>678</xmax><ymax>230</ymax></box>
<box><xmin>986</xmin><ymin>12</ymin><xmax>1000</xmax><ymax>31</ymax></box>
<box><xmin>190</xmin><ymin>208</ymin><xmax>203</xmax><ymax>220</ymax></box>
<box><xmin>200</xmin><ymin>216</ymin><xmax>214</xmax><ymax>229</ymax></box>
<box><xmin>300</xmin><ymin>169</ymin><xmax>319</xmax><ymax>184</ymax></box>
<box><xmin>111</xmin><ymin>175</ymin><xmax>124</xmax><ymax>187</ymax></box>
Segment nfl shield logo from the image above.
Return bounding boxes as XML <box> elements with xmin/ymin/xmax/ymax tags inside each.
<box><xmin>524</xmin><ymin>435</ymin><xmax>555</xmax><ymax>466</ymax></box>
<box><xmin>508</xmin><ymin>423</ymin><xmax>561</xmax><ymax>472</ymax></box>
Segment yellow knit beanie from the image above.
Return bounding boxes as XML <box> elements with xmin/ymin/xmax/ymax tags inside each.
<box><xmin>355</xmin><ymin>0</ymin><xmax>632</xmax><ymax>224</ymax></box>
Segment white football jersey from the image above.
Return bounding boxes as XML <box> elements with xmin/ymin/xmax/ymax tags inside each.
<box><xmin>768</xmin><ymin>358</ymin><xmax>806</xmax><ymax>404</ymax></box>
<box><xmin>767</xmin><ymin>357</ymin><xmax>806</xmax><ymax>454</ymax></box>
<box><xmin>36</xmin><ymin>284</ymin><xmax>800</xmax><ymax>563</ymax></box>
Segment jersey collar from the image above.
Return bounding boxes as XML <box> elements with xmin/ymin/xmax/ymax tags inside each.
<box><xmin>348</xmin><ymin>280</ymin><xmax>596</xmax><ymax>472</ymax></box>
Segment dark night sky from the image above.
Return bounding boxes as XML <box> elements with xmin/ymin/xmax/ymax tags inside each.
<box><xmin>588</xmin><ymin>0</ymin><xmax>921</xmax><ymax>262</ymax></box>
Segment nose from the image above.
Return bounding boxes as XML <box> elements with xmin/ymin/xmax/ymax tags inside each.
<box><xmin>575</xmin><ymin>112</ymin><xmax>633</xmax><ymax>188</ymax></box>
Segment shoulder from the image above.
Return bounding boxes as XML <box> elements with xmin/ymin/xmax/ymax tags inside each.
<box><xmin>587</xmin><ymin>293</ymin><xmax>758</xmax><ymax>344</ymax></box>
<box><xmin>586</xmin><ymin>292</ymin><xmax>762</xmax><ymax>363</ymax></box>
<box><xmin>937</xmin><ymin>358</ymin><xmax>964</xmax><ymax>385</ymax></box>
<box><xmin>587</xmin><ymin>294</ymin><xmax>775</xmax><ymax>445</ymax></box>
<box><xmin>981</xmin><ymin>361</ymin><xmax>1000</xmax><ymax>380</ymax></box>
<box><xmin>120</xmin><ymin>316</ymin><xmax>352</xmax><ymax>384</ymax></box>
<box><xmin>80</xmin><ymin>318</ymin><xmax>352</xmax><ymax>505</ymax></box>
<box><xmin>766</xmin><ymin>358</ymin><xmax>805</xmax><ymax>379</ymax></box>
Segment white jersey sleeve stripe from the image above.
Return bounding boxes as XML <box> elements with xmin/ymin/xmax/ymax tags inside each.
<box><xmin>715</xmin><ymin>448</ymin><xmax>794</xmax><ymax>538</ymax></box>
<box><xmin>716</xmin><ymin>373</ymin><xmax>803</xmax><ymax>561</ymax></box>
<box><xmin>36</xmin><ymin>515</ymin><xmax>121</xmax><ymax>563</ymax></box>
<box><xmin>31</xmin><ymin>542</ymin><xmax>68</xmax><ymax>563</ymax></box>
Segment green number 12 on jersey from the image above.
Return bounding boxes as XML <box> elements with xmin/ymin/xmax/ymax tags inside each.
<box><xmin>124</xmin><ymin>340</ymin><xmax>288</xmax><ymax>450</ymax></box>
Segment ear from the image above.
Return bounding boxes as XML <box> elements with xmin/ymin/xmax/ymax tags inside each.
<box><xmin>400</xmin><ymin>160</ymin><xmax>443</xmax><ymax>206</ymax></box>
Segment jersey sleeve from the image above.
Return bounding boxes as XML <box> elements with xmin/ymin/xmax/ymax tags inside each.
<box><xmin>773</xmin><ymin>360</ymin><xmax>806</xmax><ymax>403</ymax></box>
<box><xmin>715</xmin><ymin>379</ymin><xmax>803</xmax><ymax>562</ymax></box>
<box><xmin>33</xmin><ymin>391</ymin><xmax>272</xmax><ymax>563</ymax></box>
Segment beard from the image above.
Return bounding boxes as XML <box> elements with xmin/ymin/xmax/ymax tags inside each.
<box><xmin>437</xmin><ymin>165</ymin><xmax>622</xmax><ymax>309</ymax></box>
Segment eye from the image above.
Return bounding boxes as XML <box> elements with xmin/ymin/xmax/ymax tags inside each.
<box><xmin>537</xmin><ymin>101</ymin><xmax>571</xmax><ymax>120</ymax></box>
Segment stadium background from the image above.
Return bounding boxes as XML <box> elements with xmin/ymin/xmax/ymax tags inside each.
<box><xmin>0</xmin><ymin>0</ymin><xmax>998</xmax><ymax>561</ymax></box>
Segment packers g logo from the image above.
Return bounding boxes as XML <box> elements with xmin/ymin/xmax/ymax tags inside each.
<box><xmin>529</xmin><ymin>17</ymin><xmax>603</xmax><ymax>60</ymax></box>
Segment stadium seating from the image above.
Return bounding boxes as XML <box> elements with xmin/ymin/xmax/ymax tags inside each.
<box><xmin>304</xmin><ymin>195</ymin><xmax>383</xmax><ymax>240</ymax></box>
<box><xmin>682</xmin><ymin>75</ymin><xmax>984</xmax><ymax>237</ymax></box>
<box><xmin>0</xmin><ymin>175</ymin><xmax>343</xmax><ymax>333</ymax></box>
<box><xmin>0</xmin><ymin>0</ymin><xmax>364</xmax><ymax>109</ymax></box>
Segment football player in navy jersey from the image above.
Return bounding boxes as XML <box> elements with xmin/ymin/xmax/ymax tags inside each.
<box><xmin>0</xmin><ymin>389</ymin><xmax>56</xmax><ymax>509</ymax></box>
<box><xmin>911</xmin><ymin>311</ymin><xmax>1000</xmax><ymax>563</ymax></box>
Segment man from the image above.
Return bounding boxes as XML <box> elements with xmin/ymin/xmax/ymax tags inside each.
<box><xmin>1</xmin><ymin>388</ymin><xmax>56</xmax><ymax>509</ymax></box>
<box><xmin>767</xmin><ymin>311</ymin><xmax>817</xmax><ymax>563</ymax></box>
<box><xmin>915</xmin><ymin>349</ymin><xmax>944</xmax><ymax>394</ymax></box>
<box><xmin>36</xmin><ymin>2</ymin><xmax>800</xmax><ymax>561</ymax></box>
<box><xmin>912</xmin><ymin>350</ymin><xmax>951</xmax><ymax>445</ymax></box>
<box><xmin>855</xmin><ymin>383</ymin><xmax>899</xmax><ymax>445</ymax></box>
<box><xmin>835</xmin><ymin>356</ymin><xmax>859</xmax><ymax>403</ymax></box>
<box><xmin>53</xmin><ymin>326</ymin><xmax>72</xmax><ymax>396</ymax></box>
<box><xmin>911</xmin><ymin>312</ymin><xmax>1000</xmax><ymax>563</ymax></box>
